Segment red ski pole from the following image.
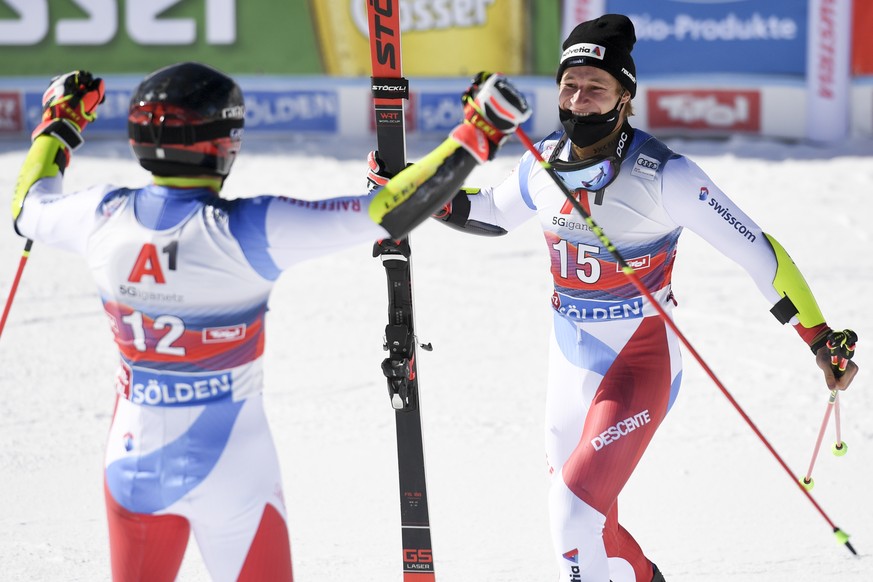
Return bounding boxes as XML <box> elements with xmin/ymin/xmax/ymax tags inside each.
<box><xmin>825</xmin><ymin>330</ymin><xmax>856</xmax><ymax>460</ymax></box>
<box><xmin>0</xmin><ymin>239</ymin><xmax>33</xmax><ymax>342</ymax></box>
<box><xmin>802</xmin><ymin>330</ymin><xmax>857</xmax><ymax>488</ymax></box>
<box><xmin>800</xmin><ymin>390</ymin><xmax>838</xmax><ymax>490</ymax></box>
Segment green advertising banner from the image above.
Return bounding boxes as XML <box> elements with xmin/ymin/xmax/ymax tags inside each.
<box><xmin>0</xmin><ymin>0</ymin><xmax>323</xmax><ymax>75</ymax></box>
<box><xmin>0</xmin><ymin>1</ymin><xmax>561</xmax><ymax>77</ymax></box>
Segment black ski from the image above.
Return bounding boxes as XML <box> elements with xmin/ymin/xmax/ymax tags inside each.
<box><xmin>366</xmin><ymin>2</ymin><xmax>436</xmax><ymax>580</ymax></box>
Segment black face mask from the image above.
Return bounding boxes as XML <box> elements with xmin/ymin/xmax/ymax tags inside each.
<box><xmin>559</xmin><ymin>97</ymin><xmax>624</xmax><ymax>149</ymax></box>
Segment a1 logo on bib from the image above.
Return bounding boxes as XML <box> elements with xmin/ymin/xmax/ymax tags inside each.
<box><xmin>128</xmin><ymin>242</ymin><xmax>178</xmax><ymax>283</ymax></box>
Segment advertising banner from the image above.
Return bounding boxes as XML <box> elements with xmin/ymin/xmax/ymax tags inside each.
<box><xmin>310</xmin><ymin>0</ymin><xmax>526</xmax><ymax>76</ymax></box>
<box><xmin>806</xmin><ymin>0</ymin><xmax>851</xmax><ymax>142</ymax></box>
<box><xmin>0</xmin><ymin>91</ymin><xmax>23</xmax><ymax>134</ymax></box>
<box><xmin>18</xmin><ymin>87</ymin><xmax>343</xmax><ymax>137</ymax></box>
<box><xmin>561</xmin><ymin>0</ymin><xmax>607</xmax><ymax>41</ymax></box>
<box><xmin>2</xmin><ymin>75</ymin><xmax>554</xmax><ymax>140</ymax></box>
<box><xmin>612</xmin><ymin>0</ymin><xmax>808</xmax><ymax>76</ymax></box>
<box><xmin>646</xmin><ymin>89</ymin><xmax>761</xmax><ymax>134</ymax></box>
<box><xmin>0</xmin><ymin>1</ymin><xmax>323</xmax><ymax>75</ymax></box>
<box><xmin>560</xmin><ymin>0</ymin><xmax>809</xmax><ymax>77</ymax></box>
<box><xmin>243</xmin><ymin>90</ymin><xmax>339</xmax><ymax>133</ymax></box>
<box><xmin>851</xmin><ymin>0</ymin><xmax>873</xmax><ymax>75</ymax></box>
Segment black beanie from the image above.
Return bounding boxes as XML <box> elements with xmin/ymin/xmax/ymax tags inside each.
<box><xmin>556</xmin><ymin>14</ymin><xmax>637</xmax><ymax>98</ymax></box>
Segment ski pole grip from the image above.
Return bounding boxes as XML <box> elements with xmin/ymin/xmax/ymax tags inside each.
<box><xmin>826</xmin><ymin>329</ymin><xmax>857</xmax><ymax>378</ymax></box>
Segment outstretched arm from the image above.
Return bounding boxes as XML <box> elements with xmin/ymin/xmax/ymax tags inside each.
<box><xmin>367</xmin><ymin>73</ymin><xmax>530</xmax><ymax>240</ymax></box>
<box><xmin>368</xmin><ymin>154</ymin><xmax>510</xmax><ymax>237</ymax></box>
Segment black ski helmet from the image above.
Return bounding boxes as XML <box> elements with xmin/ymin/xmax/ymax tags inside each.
<box><xmin>128</xmin><ymin>62</ymin><xmax>245</xmax><ymax>177</ymax></box>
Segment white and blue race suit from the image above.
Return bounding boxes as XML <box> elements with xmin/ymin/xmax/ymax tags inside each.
<box><xmin>16</xmin><ymin>176</ymin><xmax>386</xmax><ymax>581</ymax></box>
<box><xmin>454</xmin><ymin>127</ymin><xmax>830</xmax><ymax>582</ymax></box>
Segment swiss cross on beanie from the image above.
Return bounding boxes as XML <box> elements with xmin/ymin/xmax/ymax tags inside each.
<box><xmin>556</xmin><ymin>13</ymin><xmax>637</xmax><ymax>98</ymax></box>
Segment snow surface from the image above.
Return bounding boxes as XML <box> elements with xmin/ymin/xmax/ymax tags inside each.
<box><xmin>0</xmin><ymin>134</ymin><xmax>871</xmax><ymax>582</ymax></box>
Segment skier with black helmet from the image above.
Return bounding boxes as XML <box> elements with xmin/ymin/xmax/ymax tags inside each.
<box><xmin>10</xmin><ymin>62</ymin><xmax>530</xmax><ymax>581</ymax></box>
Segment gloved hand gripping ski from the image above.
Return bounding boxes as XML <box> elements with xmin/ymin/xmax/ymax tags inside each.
<box><xmin>367</xmin><ymin>151</ymin><xmax>413</xmax><ymax>193</ymax></box>
<box><xmin>367</xmin><ymin>150</ymin><xmax>391</xmax><ymax>192</ymax></box>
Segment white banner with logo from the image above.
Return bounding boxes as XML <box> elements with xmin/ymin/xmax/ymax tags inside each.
<box><xmin>806</xmin><ymin>0</ymin><xmax>852</xmax><ymax>142</ymax></box>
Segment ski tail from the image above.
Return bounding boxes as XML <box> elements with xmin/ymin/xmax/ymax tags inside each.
<box><xmin>366</xmin><ymin>2</ymin><xmax>436</xmax><ymax>580</ymax></box>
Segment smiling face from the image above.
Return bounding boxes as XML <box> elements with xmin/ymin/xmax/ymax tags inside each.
<box><xmin>558</xmin><ymin>66</ymin><xmax>629</xmax><ymax>116</ymax></box>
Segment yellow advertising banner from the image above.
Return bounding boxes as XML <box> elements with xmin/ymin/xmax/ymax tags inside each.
<box><xmin>310</xmin><ymin>0</ymin><xmax>526</xmax><ymax>76</ymax></box>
